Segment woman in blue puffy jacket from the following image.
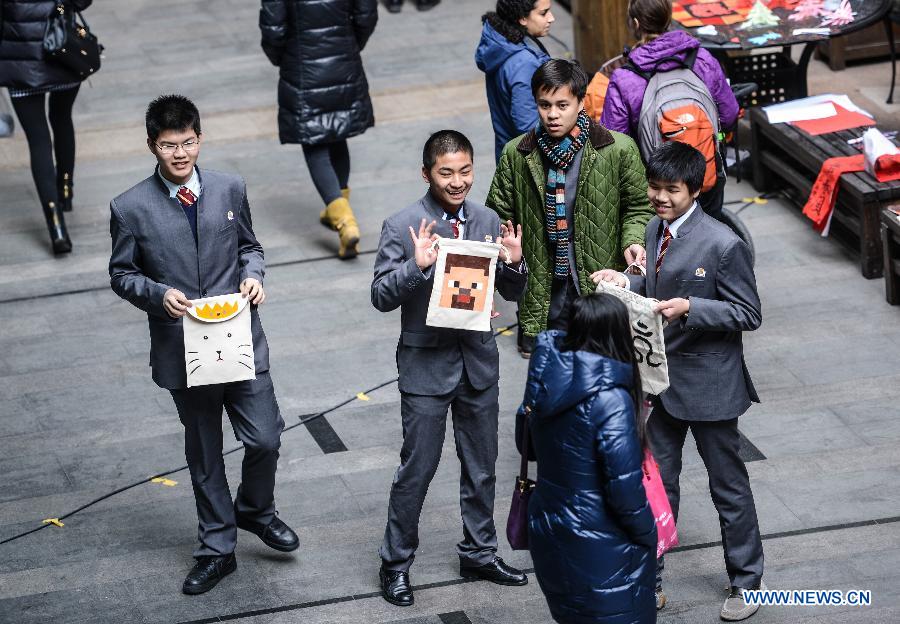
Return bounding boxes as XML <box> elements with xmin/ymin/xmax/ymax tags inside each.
<box><xmin>475</xmin><ymin>0</ymin><xmax>554</xmax><ymax>162</ymax></box>
<box><xmin>522</xmin><ymin>293</ymin><xmax>657</xmax><ymax>623</ymax></box>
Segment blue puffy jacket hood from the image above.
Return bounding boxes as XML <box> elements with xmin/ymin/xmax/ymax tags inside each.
<box><xmin>475</xmin><ymin>22</ymin><xmax>550</xmax><ymax>162</ymax></box>
<box><xmin>528</xmin><ymin>331</ymin><xmax>634</xmax><ymax>420</ymax></box>
<box><xmin>475</xmin><ymin>22</ymin><xmax>525</xmax><ymax>74</ymax></box>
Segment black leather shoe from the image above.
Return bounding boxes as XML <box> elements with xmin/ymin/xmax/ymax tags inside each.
<box><xmin>380</xmin><ymin>567</ymin><xmax>413</xmax><ymax>606</ymax></box>
<box><xmin>182</xmin><ymin>554</ymin><xmax>236</xmax><ymax>595</ymax></box>
<box><xmin>460</xmin><ymin>556</ymin><xmax>528</xmax><ymax>586</ymax></box>
<box><xmin>416</xmin><ymin>0</ymin><xmax>440</xmax><ymax>10</ymax></box>
<box><xmin>386</xmin><ymin>0</ymin><xmax>402</xmax><ymax>13</ymax></box>
<box><xmin>236</xmin><ymin>514</ymin><xmax>299</xmax><ymax>552</ymax></box>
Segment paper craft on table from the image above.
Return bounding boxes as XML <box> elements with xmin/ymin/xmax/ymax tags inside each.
<box><xmin>791</xmin><ymin>103</ymin><xmax>875</xmax><ymax>135</ymax></box>
<box><xmin>820</xmin><ymin>0</ymin><xmax>856</xmax><ymax>27</ymax></box>
<box><xmin>748</xmin><ymin>32</ymin><xmax>782</xmax><ymax>45</ymax></box>
<box><xmin>671</xmin><ymin>0</ymin><xmax>752</xmax><ymax>28</ymax></box>
<box><xmin>789</xmin><ymin>0</ymin><xmax>827</xmax><ymax>20</ymax></box>
<box><xmin>739</xmin><ymin>0</ymin><xmax>781</xmax><ymax>29</ymax></box>
<box><xmin>183</xmin><ymin>293</ymin><xmax>255</xmax><ymax>388</ymax></box>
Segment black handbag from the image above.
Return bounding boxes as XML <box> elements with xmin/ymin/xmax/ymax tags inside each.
<box><xmin>43</xmin><ymin>3</ymin><xmax>103</xmax><ymax>79</ymax></box>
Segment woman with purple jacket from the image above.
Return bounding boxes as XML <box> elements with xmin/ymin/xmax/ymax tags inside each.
<box><xmin>601</xmin><ymin>0</ymin><xmax>738</xmax><ymax>218</ymax></box>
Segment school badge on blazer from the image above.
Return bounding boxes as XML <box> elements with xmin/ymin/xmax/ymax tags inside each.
<box><xmin>183</xmin><ymin>293</ymin><xmax>255</xmax><ymax>387</ymax></box>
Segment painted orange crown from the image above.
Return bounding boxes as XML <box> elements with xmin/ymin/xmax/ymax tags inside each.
<box><xmin>194</xmin><ymin>301</ymin><xmax>239</xmax><ymax>320</ymax></box>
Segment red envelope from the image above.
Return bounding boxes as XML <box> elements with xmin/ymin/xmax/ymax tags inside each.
<box><xmin>792</xmin><ymin>103</ymin><xmax>876</xmax><ymax>136</ymax></box>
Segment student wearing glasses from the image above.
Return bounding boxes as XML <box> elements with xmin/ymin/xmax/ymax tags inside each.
<box><xmin>109</xmin><ymin>94</ymin><xmax>299</xmax><ymax>596</ymax></box>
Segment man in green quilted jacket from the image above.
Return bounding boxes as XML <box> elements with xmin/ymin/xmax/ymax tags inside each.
<box><xmin>486</xmin><ymin>59</ymin><xmax>653</xmax><ymax>355</ymax></box>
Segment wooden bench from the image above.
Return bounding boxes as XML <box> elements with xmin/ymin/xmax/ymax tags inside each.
<box><xmin>882</xmin><ymin>207</ymin><xmax>900</xmax><ymax>304</ymax></box>
<box><xmin>750</xmin><ymin>107</ymin><xmax>900</xmax><ymax>278</ymax></box>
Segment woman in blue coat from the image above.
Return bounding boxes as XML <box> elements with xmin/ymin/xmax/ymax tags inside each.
<box><xmin>475</xmin><ymin>0</ymin><xmax>554</xmax><ymax>163</ymax></box>
<box><xmin>522</xmin><ymin>294</ymin><xmax>657</xmax><ymax>623</ymax></box>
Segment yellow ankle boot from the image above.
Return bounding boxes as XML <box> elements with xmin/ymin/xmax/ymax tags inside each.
<box><xmin>319</xmin><ymin>196</ymin><xmax>360</xmax><ymax>259</ymax></box>
<box><xmin>318</xmin><ymin>189</ymin><xmax>350</xmax><ymax>228</ymax></box>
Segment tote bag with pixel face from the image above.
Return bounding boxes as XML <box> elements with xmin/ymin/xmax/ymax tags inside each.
<box><xmin>426</xmin><ymin>238</ymin><xmax>505</xmax><ymax>332</ymax></box>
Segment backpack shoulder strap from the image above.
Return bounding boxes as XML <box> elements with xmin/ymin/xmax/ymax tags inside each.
<box><xmin>621</xmin><ymin>61</ymin><xmax>653</xmax><ymax>82</ymax></box>
<box><xmin>683</xmin><ymin>47</ymin><xmax>700</xmax><ymax>71</ymax></box>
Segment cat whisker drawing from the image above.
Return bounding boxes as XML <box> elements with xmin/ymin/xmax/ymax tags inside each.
<box><xmin>184</xmin><ymin>294</ymin><xmax>256</xmax><ymax>387</ymax></box>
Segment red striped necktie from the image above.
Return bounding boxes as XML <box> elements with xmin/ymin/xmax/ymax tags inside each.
<box><xmin>656</xmin><ymin>226</ymin><xmax>672</xmax><ymax>274</ymax></box>
<box><xmin>176</xmin><ymin>186</ymin><xmax>197</xmax><ymax>207</ymax></box>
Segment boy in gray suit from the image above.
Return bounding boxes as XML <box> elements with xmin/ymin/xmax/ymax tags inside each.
<box><xmin>595</xmin><ymin>142</ymin><xmax>764</xmax><ymax>621</ymax></box>
<box><xmin>109</xmin><ymin>95</ymin><xmax>298</xmax><ymax>596</ymax></box>
<box><xmin>372</xmin><ymin>130</ymin><xmax>528</xmax><ymax>607</ymax></box>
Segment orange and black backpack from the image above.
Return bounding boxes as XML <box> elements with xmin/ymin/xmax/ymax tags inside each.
<box><xmin>624</xmin><ymin>47</ymin><xmax>720</xmax><ymax>192</ymax></box>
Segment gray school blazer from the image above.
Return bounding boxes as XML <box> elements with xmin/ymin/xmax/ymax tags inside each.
<box><xmin>109</xmin><ymin>167</ymin><xmax>270</xmax><ymax>390</ymax></box>
<box><xmin>630</xmin><ymin>207</ymin><xmax>761</xmax><ymax>421</ymax></box>
<box><xmin>372</xmin><ymin>192</ymin><xmax>528</xmax><ymax>396</ymax></box>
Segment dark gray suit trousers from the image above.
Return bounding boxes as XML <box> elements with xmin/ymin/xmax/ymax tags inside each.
<box><xmin>170</xmin><ymin>372</ymin><xmax>285</xmax><ymax>557</ymax></box>
<box><xmin>380</xmin><ymin>369</ymin><xmax>500</xmax><ymax>572</ymax></box>
<box><xmin>649</xmin><ymin>404</ymin><xmax>764</xmax><ymax>590</ymax></box>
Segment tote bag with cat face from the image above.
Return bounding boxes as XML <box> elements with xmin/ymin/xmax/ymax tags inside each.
<box><xmin>595</xmin><ymin>279</ymin><xmax>670</xmax><ymax>395</ymax></box>
<box><xmin>183</xmin><ymin>293</ymin><xmax>255</xmax><ymax>388</ymax></box>
<box><xmin>425</xmin><ymin>237</ymin><xmax>505</xmax><ymax>332</ymax></box>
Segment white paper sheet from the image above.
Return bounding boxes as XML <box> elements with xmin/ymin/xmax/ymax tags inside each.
<box><xmin>764</xmin><ymin>102</ymin><xmax>836</xmax><ymax>124</ymax></box>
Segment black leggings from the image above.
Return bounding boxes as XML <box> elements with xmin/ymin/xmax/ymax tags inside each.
<box><xmin>301</xmin><ymin>140</ymin><xmax>350</xmax><ymax>205</ymax></box>
<box><xmin>10</xmin><ymin>86</ymin><xmax>80</xmax><ymax>207</ymax></box>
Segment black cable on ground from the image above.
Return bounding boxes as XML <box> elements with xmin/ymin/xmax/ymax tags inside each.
<box><xmin>0</xmin><ymin>249</ymin><xmax>379</xmax><ymax>306</ymax></box>
<box><xmin>0</xmin><ymin>325</ymin><xmax>517</xmax><ymax>546</ymax></box>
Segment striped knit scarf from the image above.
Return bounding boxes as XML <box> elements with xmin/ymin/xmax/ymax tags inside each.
<box><xmin>537</xmin><ymin>110</ymin><xmax>590</xmax><ymax>278</ymax></box>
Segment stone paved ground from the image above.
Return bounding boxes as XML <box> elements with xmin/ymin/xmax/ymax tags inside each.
<box><xmin>1</xmin><ymin>1</ymin><xmax>900</xmax><ymax>623</ymax></box>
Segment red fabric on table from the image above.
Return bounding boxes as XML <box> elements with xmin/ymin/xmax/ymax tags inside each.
<box><xmin>791</xmin><ymin>104</ymin><xmax>876</xmax><ymax>136</ymax></box>
<box><xmin>875</xmin><ymin>154</ymin><xmax>900</xmax><ymax>183</ymax></box>
<box><xmin>802</xmin><ymin>154</ymin><xmax>865</xmax><ymax>232</ymax></box>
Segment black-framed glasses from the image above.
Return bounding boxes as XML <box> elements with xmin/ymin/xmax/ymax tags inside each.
<box><xmin>155</xmin><ymin>139</ymin><xmax>200</xmax><ymax>155</ymax></box>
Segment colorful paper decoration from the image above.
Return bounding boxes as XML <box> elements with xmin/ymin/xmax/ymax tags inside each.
<box><xmin>748</xmin><ymin>31</ymin><xmax>784</xmax><ymax>44</ymax></box>
<box><xmin>789</xmin><ymin>0</ymin><xmax>827</xmax><ymax>20</ymax></box>
<box><xmin>739</xmin><ymin>1</ymin><xmax>781</xmax><ymax>29</ymax></box>
<box><xmin>672</xmin><ymin>0</ymin><xmax>753</xmax><ymax>28</ymax></box>
<box><xmin>820</xmin><ymin>0</ymin><xmax>856</xmax><ymax>26</ymax></box>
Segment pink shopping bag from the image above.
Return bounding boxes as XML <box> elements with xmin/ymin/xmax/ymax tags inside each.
<box><xmin>642</xmin><ymin>448</ymin><xmax>678</xmax><ymax>559</ymax></box>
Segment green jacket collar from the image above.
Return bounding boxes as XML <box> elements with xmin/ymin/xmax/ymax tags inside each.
<box><xmin>515</xmin><ymin>119</ymin><xmax>615</xmax><ymax>155</ymax></box>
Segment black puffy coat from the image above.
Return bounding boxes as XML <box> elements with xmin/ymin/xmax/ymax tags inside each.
<box><xmin>0</xmin><ymin>0</ymin><xmax>93</xmax><ymax>90</ymax></box>
<box><xmin>522</xmin><ymin>331</ymin><xmax>657</xmax><ymax>624</ymax></box>
<box><xmin>259</xmin><ymin>0</ymin><xmax>377</xmax><ymax>145</ymax></box>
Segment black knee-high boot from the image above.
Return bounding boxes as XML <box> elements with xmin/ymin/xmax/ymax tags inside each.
<box><xmin>43</xmin><ymin>200</ymin><xmax>72</xmax><ymax>254</ymax></box>
<box><xmin>57</xmin><ymin>172</ymin><xmax>73</xmax><ymax>212</ymax></box>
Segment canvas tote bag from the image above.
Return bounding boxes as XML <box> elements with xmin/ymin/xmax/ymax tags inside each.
<box><xmin>425</xmin><ymin>237</ymin><xmax>508</xmax><ymax>332</ymax></box>
<box><xmin>595</xmin><ymin>275</ymin><xmax>670</xmax><ymax>395</ymax></box>
<box><xmin>183</xmin><ymin>293</ymin><xmax>255</xmax><ymax>388</ymax></box>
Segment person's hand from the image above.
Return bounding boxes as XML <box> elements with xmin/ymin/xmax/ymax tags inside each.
<box><xmin>590</xmin><ymin>269</ymin><xmax>627</xmax><ymax>288</ymax></box>
<box><xmin>163</xmin><ymin>288</ymin><xmax>192</xmax><ymax>318</ymax></box>
<box><xmin>624</xmin><ymin>244</ymin><xmax>647</xmax><ymax>267</ymax></box>
<box><xmin>410</xmin><ymin>218</ymin><xmax>439</xmax><ymax>271</ymax></box>
<box><xmin>241</xmin><ymin>278</ymin><xmax>266</xmax><ymax>305</ymax></box>
<box><xmin>655</xmin><ymin>297</ymin><xmax>690</xmax><ymax>321</ymax></box>
<box><xmin>498</xmin><ymin>220</ymin><xmax>523</xmax><ymax>264</ymax></box>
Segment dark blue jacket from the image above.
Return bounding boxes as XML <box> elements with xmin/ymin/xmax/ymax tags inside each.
<box><xmin>475</xmin><ymin>22</ymin><xmax>549</xmax><ymax>162</ymax></box>
<box><xmin>522</xmin><ymin>331</ymin><xmax>657</xmax><ymax>624</ymax></box>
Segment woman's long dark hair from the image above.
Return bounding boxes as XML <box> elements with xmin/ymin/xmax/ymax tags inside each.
<box><xmin>482</xmin><ymin>0</ymin><xmax>539</xmax><ymax>45</ymax></box>
<box><xmin>562</xmin><ymin>293</ymin><xmax>647</xmax><ymax>449</ymax></box>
